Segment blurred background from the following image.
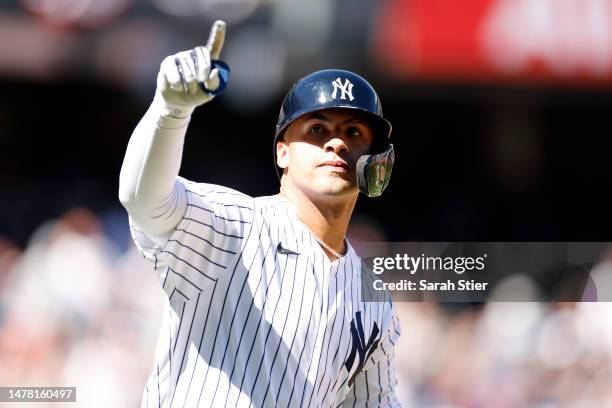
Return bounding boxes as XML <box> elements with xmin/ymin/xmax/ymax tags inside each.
<box><xmin>1</xmin><ymin>0</ymin><xmax>612</xmax><ymax>406</ymax></box>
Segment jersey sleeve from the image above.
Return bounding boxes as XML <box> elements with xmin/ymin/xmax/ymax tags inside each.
<box><xmin>129</xmin><ymin>177</ymin><xmax>255</xmax><ymax>302</ymax></box>
<box><xmin>341</xmin><ymin>303</ymin><xmax>402</xmax><ymax>407</ymax></box>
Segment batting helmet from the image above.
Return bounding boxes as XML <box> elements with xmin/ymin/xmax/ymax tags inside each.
<box><xmin>274</xmin><ymin>69</ymin><xmax>394</xmax><ymax>198</ymax></box>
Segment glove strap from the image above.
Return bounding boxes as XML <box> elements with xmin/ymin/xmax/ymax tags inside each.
<box><xmin>151</xmin><ymin>93</ymin><xmax>194</xmax><ymax>122</ymax></box>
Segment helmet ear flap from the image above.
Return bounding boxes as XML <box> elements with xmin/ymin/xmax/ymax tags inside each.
<box><xmin>356</xmin><ymin>144</ymin><xmax>394</xmax><ymax>197</ymax></box>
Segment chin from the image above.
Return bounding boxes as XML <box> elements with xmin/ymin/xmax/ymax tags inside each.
<box><xmin>291</xmin><ymin>175</ymin><xmax>357</xmax><ymax>200</ymax></box>
<box><xmin>314</xmin><ymin>180</ymin><xmax>357</xmax><ymax>197</ymax></box>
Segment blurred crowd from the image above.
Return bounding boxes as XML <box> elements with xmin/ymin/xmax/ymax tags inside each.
<box><xmin>1</xmin><ymin>208</ymin><xmax>612</xmax><ymax>407</ymax></box>
<box><xmin>0</xmin><ymin>208</ymin><xmax>163</xmax><ymax>407</ymax></box>
<box><xmin>395</xmin><ymin>302</ymin><xmax>612</xmax><ymax>407</ymax></box>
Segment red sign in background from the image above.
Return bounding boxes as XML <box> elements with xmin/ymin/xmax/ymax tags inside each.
<box><xmin>374</xmin><ymin>0</ymin><xmax>612</xmax><ymax>87</ymax></box>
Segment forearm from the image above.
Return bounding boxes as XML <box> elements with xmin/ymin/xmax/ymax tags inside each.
<box><xmin>118</xmin><ymin>95</ymin><xmax>189</xmax><ymax>237</ymax></box>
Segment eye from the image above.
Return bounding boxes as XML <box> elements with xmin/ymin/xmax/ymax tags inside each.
<box><xmin>346</xmin><ymin>126</ymin><xmax>361</xmax><ymax>137</ymax></box>
<box><xmin>309</xmin><ymin>124</ymin><xmax>325</xmax><ymax>134</ymax></box>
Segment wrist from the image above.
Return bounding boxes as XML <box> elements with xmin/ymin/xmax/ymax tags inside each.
<box><xmin>151</xmin><ymin>93</ymin><xmax>193</xmax><ymax>128</ymax></box>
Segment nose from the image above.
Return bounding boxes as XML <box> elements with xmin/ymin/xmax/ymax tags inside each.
<box><xmin>324</xmin><ymin>131</ymin><xmax>349</xmax><ymax>154</ymax></box>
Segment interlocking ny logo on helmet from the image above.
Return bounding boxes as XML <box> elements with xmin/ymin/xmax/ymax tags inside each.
<box><xmin>274</xmin><ymin>69</ymin><xmax>395</xmax><ymax>197</ymax></box>
<box><xmin>331</xmin><ymin>78</ymin><xmax>355</xmax><ymax>101</ymax></box>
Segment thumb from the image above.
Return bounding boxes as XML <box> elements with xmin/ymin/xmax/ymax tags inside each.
<box><xmin>205</xmin><ymin>68</ymin><xmax>220</xmax><ymax>91</ymax></box>
<box><xmin>206</xmin><ymin>20</ymin><xmax>226</xmax><ymax>60</ymax></box>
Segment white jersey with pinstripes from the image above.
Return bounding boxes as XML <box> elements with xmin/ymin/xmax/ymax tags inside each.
<box><xmin>131</xmin><ymin>177</ymin><xmax>402</xmax><ymax>408</ymax></box>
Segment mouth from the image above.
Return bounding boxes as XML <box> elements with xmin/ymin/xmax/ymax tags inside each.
<box><xmin>319</xmin><ymin>160</ymin><xmax>351</xmax><ymax>172</ymax></box>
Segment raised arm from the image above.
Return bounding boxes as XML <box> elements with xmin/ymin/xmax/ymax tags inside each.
<box><xmin>118</xmin><ymin>20</ymin><xmax>227</xmax><ymax>239</ymax></box>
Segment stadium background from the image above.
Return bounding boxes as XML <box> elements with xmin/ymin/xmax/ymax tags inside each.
<box><xmin>1</xmin><ymin>0</ymin><xmax>612</xmax><ymax>406</ymax></box>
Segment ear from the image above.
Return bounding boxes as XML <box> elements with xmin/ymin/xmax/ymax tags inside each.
<box><xmin>276</xmin><ymin>138</ymin><xmax>290</xmax><ymax>169</ymax></box>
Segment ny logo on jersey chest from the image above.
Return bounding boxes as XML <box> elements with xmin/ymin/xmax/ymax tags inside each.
<box><xmin>344</xmin><ymin>311</ymin><xmax>380</xmax><ymax>387</ymax></box>
<box><xmin>331</xmin><ymin>78</ymin><xmax>355</xmax><ymax>101</ymax></box>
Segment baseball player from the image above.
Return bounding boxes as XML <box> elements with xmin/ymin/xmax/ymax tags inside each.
<box><xmin>119</xmin><ymin>20</ymin><xmax>401</xmax><ymax>407</ymax></box>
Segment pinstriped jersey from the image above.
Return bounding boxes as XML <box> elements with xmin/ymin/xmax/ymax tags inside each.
<box><xmin>130</xmin><ymin>177</ymin><xmax>402</xmax><ymax>407</ymax></box>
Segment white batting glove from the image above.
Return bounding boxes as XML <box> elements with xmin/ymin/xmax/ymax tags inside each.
<box><xmin>153</xmin><ymin>20</ymin><xmax>227</xmax><ymax>119</ymax></box>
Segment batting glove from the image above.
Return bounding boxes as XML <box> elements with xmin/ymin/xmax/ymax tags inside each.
<box><xmin>153</xmin><ymin>20</ymin><xmax>227</xmax><ymax>119</ymax></box>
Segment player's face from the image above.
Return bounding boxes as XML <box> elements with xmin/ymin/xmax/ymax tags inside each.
<box><xmin>277</xmin><ymin>108</ymin><xmax>374</xmax><ymax>199</ymax></box>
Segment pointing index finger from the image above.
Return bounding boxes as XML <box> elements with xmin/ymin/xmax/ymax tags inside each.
<box><xmin>206</xmin><ymin>20</ymin><xmax>226</xmax><ymax>60</ymax></box>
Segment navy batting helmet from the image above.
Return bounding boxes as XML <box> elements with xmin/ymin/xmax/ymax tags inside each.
<box><xmin>274</xmin><ymin>69</ymin><xmax>394</xmax><ymax>197</ymax></box>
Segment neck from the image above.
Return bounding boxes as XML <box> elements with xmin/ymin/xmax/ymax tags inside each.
<box><xmin>280</xmin><ymin>181</ymin><xmax>357</xmax><ymax>258</ymax></box>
